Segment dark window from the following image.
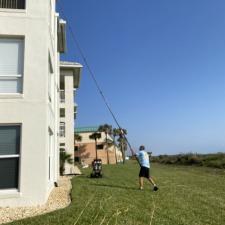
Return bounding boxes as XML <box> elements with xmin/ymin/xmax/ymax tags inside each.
<box><xmin>60</xmin><ymin>90</ymin><xmax>65</xmax><ymax>103</ymax></box>
<box><xmin>60</xmin><ymin>148</ymin><xmax>65</xmax><ymax>152</ymax></box>
<box><xmin>0</xmin><ymin>125</ymin><xmax>20</xmax><ymax>189</ymax></box>
<box><xmin>74</xmin><ymin>157</ymin><xmax>80</xmax><ymax>162</ymax></box>
<box><xmin>60</xmin><ymin>76</ymin><xmax>65</xmax><ymax>90</ymax></box>
<box><xmin>60</xmin><ymin>143</ymin><xmax>65</xmax><ymax>146</ymax></box>
<box><xmin>60</xmin><ymin>108</ymin><xmax>65</xmax><ymax>117</ymax></box>
<box><xmin>74</xmin><ymin>146</ymin><xmax>79</xmax><ymax>151</ymax></box>
<box><xmin>0</xmin><ymin>158</ymin><xmax>19</xmax><ymax>189</ymax></box>
<box><xmin>97</xmin><ymin>144</ymin><xmax>104</xmax><ymax>150</ymax></box>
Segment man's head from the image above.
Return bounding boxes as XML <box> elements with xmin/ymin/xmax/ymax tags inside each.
<box><xmin>139</xmin><ymin>145</ymin><xmax>145</xmax><ymax>151</ymax></box>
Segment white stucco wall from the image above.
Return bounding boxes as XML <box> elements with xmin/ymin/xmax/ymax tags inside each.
<box><xmin>0</xmin><ymin>0</ymin><xmax>60</xmax><ymax>206</ymax></box>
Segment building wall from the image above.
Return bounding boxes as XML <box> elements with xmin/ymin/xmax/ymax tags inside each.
<box><xmin>0</xmin><ymin>0</ymin><xmax>59</xmax><ymax>206</ymax></box>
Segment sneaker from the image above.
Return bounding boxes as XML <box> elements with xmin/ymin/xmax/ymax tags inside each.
<box><xmin>153</xmin><ymin>186</ymin><xmax>158</xmax><ymax>191</ymax></box>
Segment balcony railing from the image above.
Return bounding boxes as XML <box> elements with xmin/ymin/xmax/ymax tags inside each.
<box><xmin>59</xmin><ymin>90</ymin><xmax>65</xmax><ymax>103</ymax></box>
<box><xmin>0</xmin><ymin>0</ymin><xmax>25</xmax><ymax>9</ymax></box>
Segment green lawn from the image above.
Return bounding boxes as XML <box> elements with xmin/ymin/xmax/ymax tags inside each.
<box><xmin>8</xmin><ymin>162</ymin><xmax>225</xmax><ymax>225</ymax></box>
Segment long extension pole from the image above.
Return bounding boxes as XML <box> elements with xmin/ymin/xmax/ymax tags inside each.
<box><xmin>58</xmin><ymin>1</ymin><xmax>140</xmax><ymax>166</ymax></box>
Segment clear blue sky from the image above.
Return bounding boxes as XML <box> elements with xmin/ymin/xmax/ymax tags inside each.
<box><xmin>58</xmin><ymin>0</ymin><xmax>225</xmax><ymax>155</ymax></box>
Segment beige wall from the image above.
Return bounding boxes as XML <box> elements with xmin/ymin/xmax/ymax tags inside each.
<box><xmin>0</xmin><ymin>0</ymin><xmax>59</xmax><ymax>206</ymax></box>
<box><xmin>75</xmin><ymin>132</ymin><xmax>123</xmax><ymax>165</ymax></box>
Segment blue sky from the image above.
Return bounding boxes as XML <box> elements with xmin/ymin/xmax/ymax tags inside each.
<box><xmin>58</xmin><ymin>0</ymin><xmax>225</xmax><ymax>155</ymax></box>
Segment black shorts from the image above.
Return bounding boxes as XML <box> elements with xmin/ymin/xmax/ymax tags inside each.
<box><xmin>139</xmin><ymin>166</ymin><xmax>150</xmax><ymax>178</ymax></box>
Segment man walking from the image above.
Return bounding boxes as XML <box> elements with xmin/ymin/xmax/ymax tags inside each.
<box><xmin>137</xmin><ymin>145</ymin><xmax>158</xmax><ymax>191</ymax></box>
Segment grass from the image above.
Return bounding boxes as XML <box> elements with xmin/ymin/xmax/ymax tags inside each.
<box><xmin>7</xmin><ymin>162</ymin><xmax>225</xmax><ymax>225</ymax></box>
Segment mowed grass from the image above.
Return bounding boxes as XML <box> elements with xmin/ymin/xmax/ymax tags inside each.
<box><xmin>7</xmin><ymin>162</ymin><xmax>225</xmax><ymax>225</ymax></box>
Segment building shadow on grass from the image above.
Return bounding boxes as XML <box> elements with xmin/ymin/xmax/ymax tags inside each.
<box><xmin>90</xmin><ymin>183</ymin><xmax>138</xmax><ymax>191</ymax></box>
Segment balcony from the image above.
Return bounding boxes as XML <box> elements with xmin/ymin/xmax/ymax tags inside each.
<box><xmin>59</xmin><ymin>90</ymin><xmax>65</xmax><ymax>103</ymax></box>
<box><xmin>0</xmin><ymin>0</ymin><xmax>25</xmax><ymax>9</ymax></box>
<box><xmin>59</xmin><ymin>122</ymin><xmax>65</xmax><ymax>137</ymax></box>
<box><xmin>74</xmin><ymin>105</ymin><xmax>77</xmax><ymax>114</ymax></box>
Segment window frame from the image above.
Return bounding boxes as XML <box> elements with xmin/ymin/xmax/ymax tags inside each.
<box><xmin>60</xmin><ymin>108</ymin><xmax>65</xmax><ymax>118</ymax></box>
<box><xmin>0</xmin><ymin>124</ymin><xmax>21</xmax><ymax>191</ymax></box>
<box><xmin>0</xmin><ymin>37</ymin><xmax>25</xmax><ymax>95</ymax></box>
<box><xmin>74</xmin><ymin>157</ymin><xmax>80</xmax><ymax>163</ymax></box>
<box><xmin>97</xmin><ymin>144</ymin><xmax>104</xmax><ymax>150</ymax></box>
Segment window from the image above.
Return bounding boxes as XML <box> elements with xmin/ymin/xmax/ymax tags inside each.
<box><xmin>60</xmin><ymin>143</ymin><xmax>65</xmax><ymax>147</ymax></box>
<box><xmin>59</xmin><ymin>122</ymin><xmax>65</xmax><ymax>137</ymax></box>
<box><xmin>60</xmin><ymin>108</ymin><xmax>65</xmax><ymax>118</ymax></box>
<box><xmin>74</xmin><ymin>146</ymin><xmax>79</xmax><ymax>151</ymax></box>
<box><xmin>57</xmin><ymin>19</ymin><xmax>67</xmax><ymax>53</ymax></box>
<box><xmin>74</xmin><ymin>106</ymin><xmax>77</xmax><ymax>113</ymax></box>
<box><xmin>97</xmin><ymin>144</ymin><xmax>104</xmax><ymax>150</ymax></box>
<box><xmin>0</xmin><ymin>38</ymin><xmax>24</xmax><ymax>94</ymax></box>
<box><xmin>60</xmin><ymin>148</ymin><xmax>65</xmax><ymax>152</ymax></box>
<box><xmin>60</xmin><ymin>76</ymin><xmax>65</xmax><ymax>90</ymax></box>
<box><xmin>0</xmin><ymin>125</ymin><xmax>20</xmax><ymax>189</ymax></box>
<box><xmin>74</xmin><ymin>157</ymin><xmax>80</xmax><ymax>163</ymax></box>
<box><xmin>0</xmin><ymin>0</ymin><xmax>26</xmax><ymax>9</ymax></box>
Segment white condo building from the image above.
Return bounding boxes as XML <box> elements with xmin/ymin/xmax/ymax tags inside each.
<box><xmin>0</xmin><ymin>0</ymin><xmax>82</xmax><ymax>207</ymax></box>
<box><xmin>59</xmin><ymin>61</ymin><xmax>82</xmax><ymax>174</ymax></box>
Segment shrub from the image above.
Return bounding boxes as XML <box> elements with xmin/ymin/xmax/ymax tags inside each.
<box><xmin>152</xmin><ymin>153</ymin><xmax>225</xmax><ymax>169</ymax></box>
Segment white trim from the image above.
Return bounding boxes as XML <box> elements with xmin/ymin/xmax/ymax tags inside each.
<box><xmin>0</xmin><ymin>8</ymin><xmax>26</xmax><ymax>14</ymax></box>
<box><xmin>0</xmin><ymin>123</ymin><xmax>22</xmax><ymax>126</ymax></box>
<box><xmin>60</xmin><ymin>62</ymin><xmax>83</xmax><ymax>68</ymax></box>
<box><xmin>0</xmin><ymin>189</ymin><xmax>21</xmax><ymax>199</ymax></box>
<box><xmin>0</xmin><ymin>93</ymin><xmax>23</xmax><ymax>98</ymax></box>
<box><xmin>0</xmin><ymin>74</ymin><xmax>22</xmax><ymax>78</ymax></box>
<box><xmin>0</xmin><ymin>155</ymin><xmax>19</xmax><ymax>159</ymax></box>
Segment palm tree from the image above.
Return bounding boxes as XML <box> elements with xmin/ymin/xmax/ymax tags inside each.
<box><xmin>112</xmin><ymin>128</ymin><xmax>121</xmax><ymax>164</ymax></box>
<box><xmin>60</xmin><ymin>150</ymin><xmax>73</xmax><ymax>175</ymax></box>
<box><xmin>74</xmin><ymin>133</ymin><xmax>82</xmax><ymax>143</ymax></box>
<box><xmin>98</xmin><ymin>124</ymin><xmax>112</xmax><ymax>164</ymax></box>
<box><xmin>117</xmin><ymin>128</ymin><xmax>128</xmax><ymax>164</ymax></box>
<box><xmin>89</xmin><ymin>132</ymin><xmax>101</xmax><ymax>160</ymax></box>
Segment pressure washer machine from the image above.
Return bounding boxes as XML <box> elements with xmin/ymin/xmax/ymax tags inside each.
<box><xmin>90</xmin><ymin>159</ymin><xmax>103</xmax><ymax>178</ymax></box>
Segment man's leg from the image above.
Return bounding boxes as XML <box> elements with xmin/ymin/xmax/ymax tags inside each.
<box><xmin>148</xmin><ymin>176</ymin><xmax>158</xmax><ymax>191</ymax></box>
<box><xmin>139</xmin><ymin>177</ymin><xmax>144</xmax><ymax>189</ymax></box>
<box><xmin>148</xmin><ymin>176</ymin><xmax>156</xmax><ymax>186</ymax></box>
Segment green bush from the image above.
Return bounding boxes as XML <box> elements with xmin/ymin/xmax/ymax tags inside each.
<box><xmin>152</xmin><ymin>153</ymin><xmax>225</xmax><ymax>169</ymax></box>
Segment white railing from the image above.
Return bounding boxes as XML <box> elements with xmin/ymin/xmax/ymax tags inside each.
<box><xmin>0</xmin><ymin>0</ymin><xmax>25</xmax><ymax>9</ymax></box>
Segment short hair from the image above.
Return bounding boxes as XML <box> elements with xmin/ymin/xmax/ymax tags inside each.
<box><xmin>139</xmin><ymin>145</ymin><xmax>145</xmax><ymax>150</ymax></box>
